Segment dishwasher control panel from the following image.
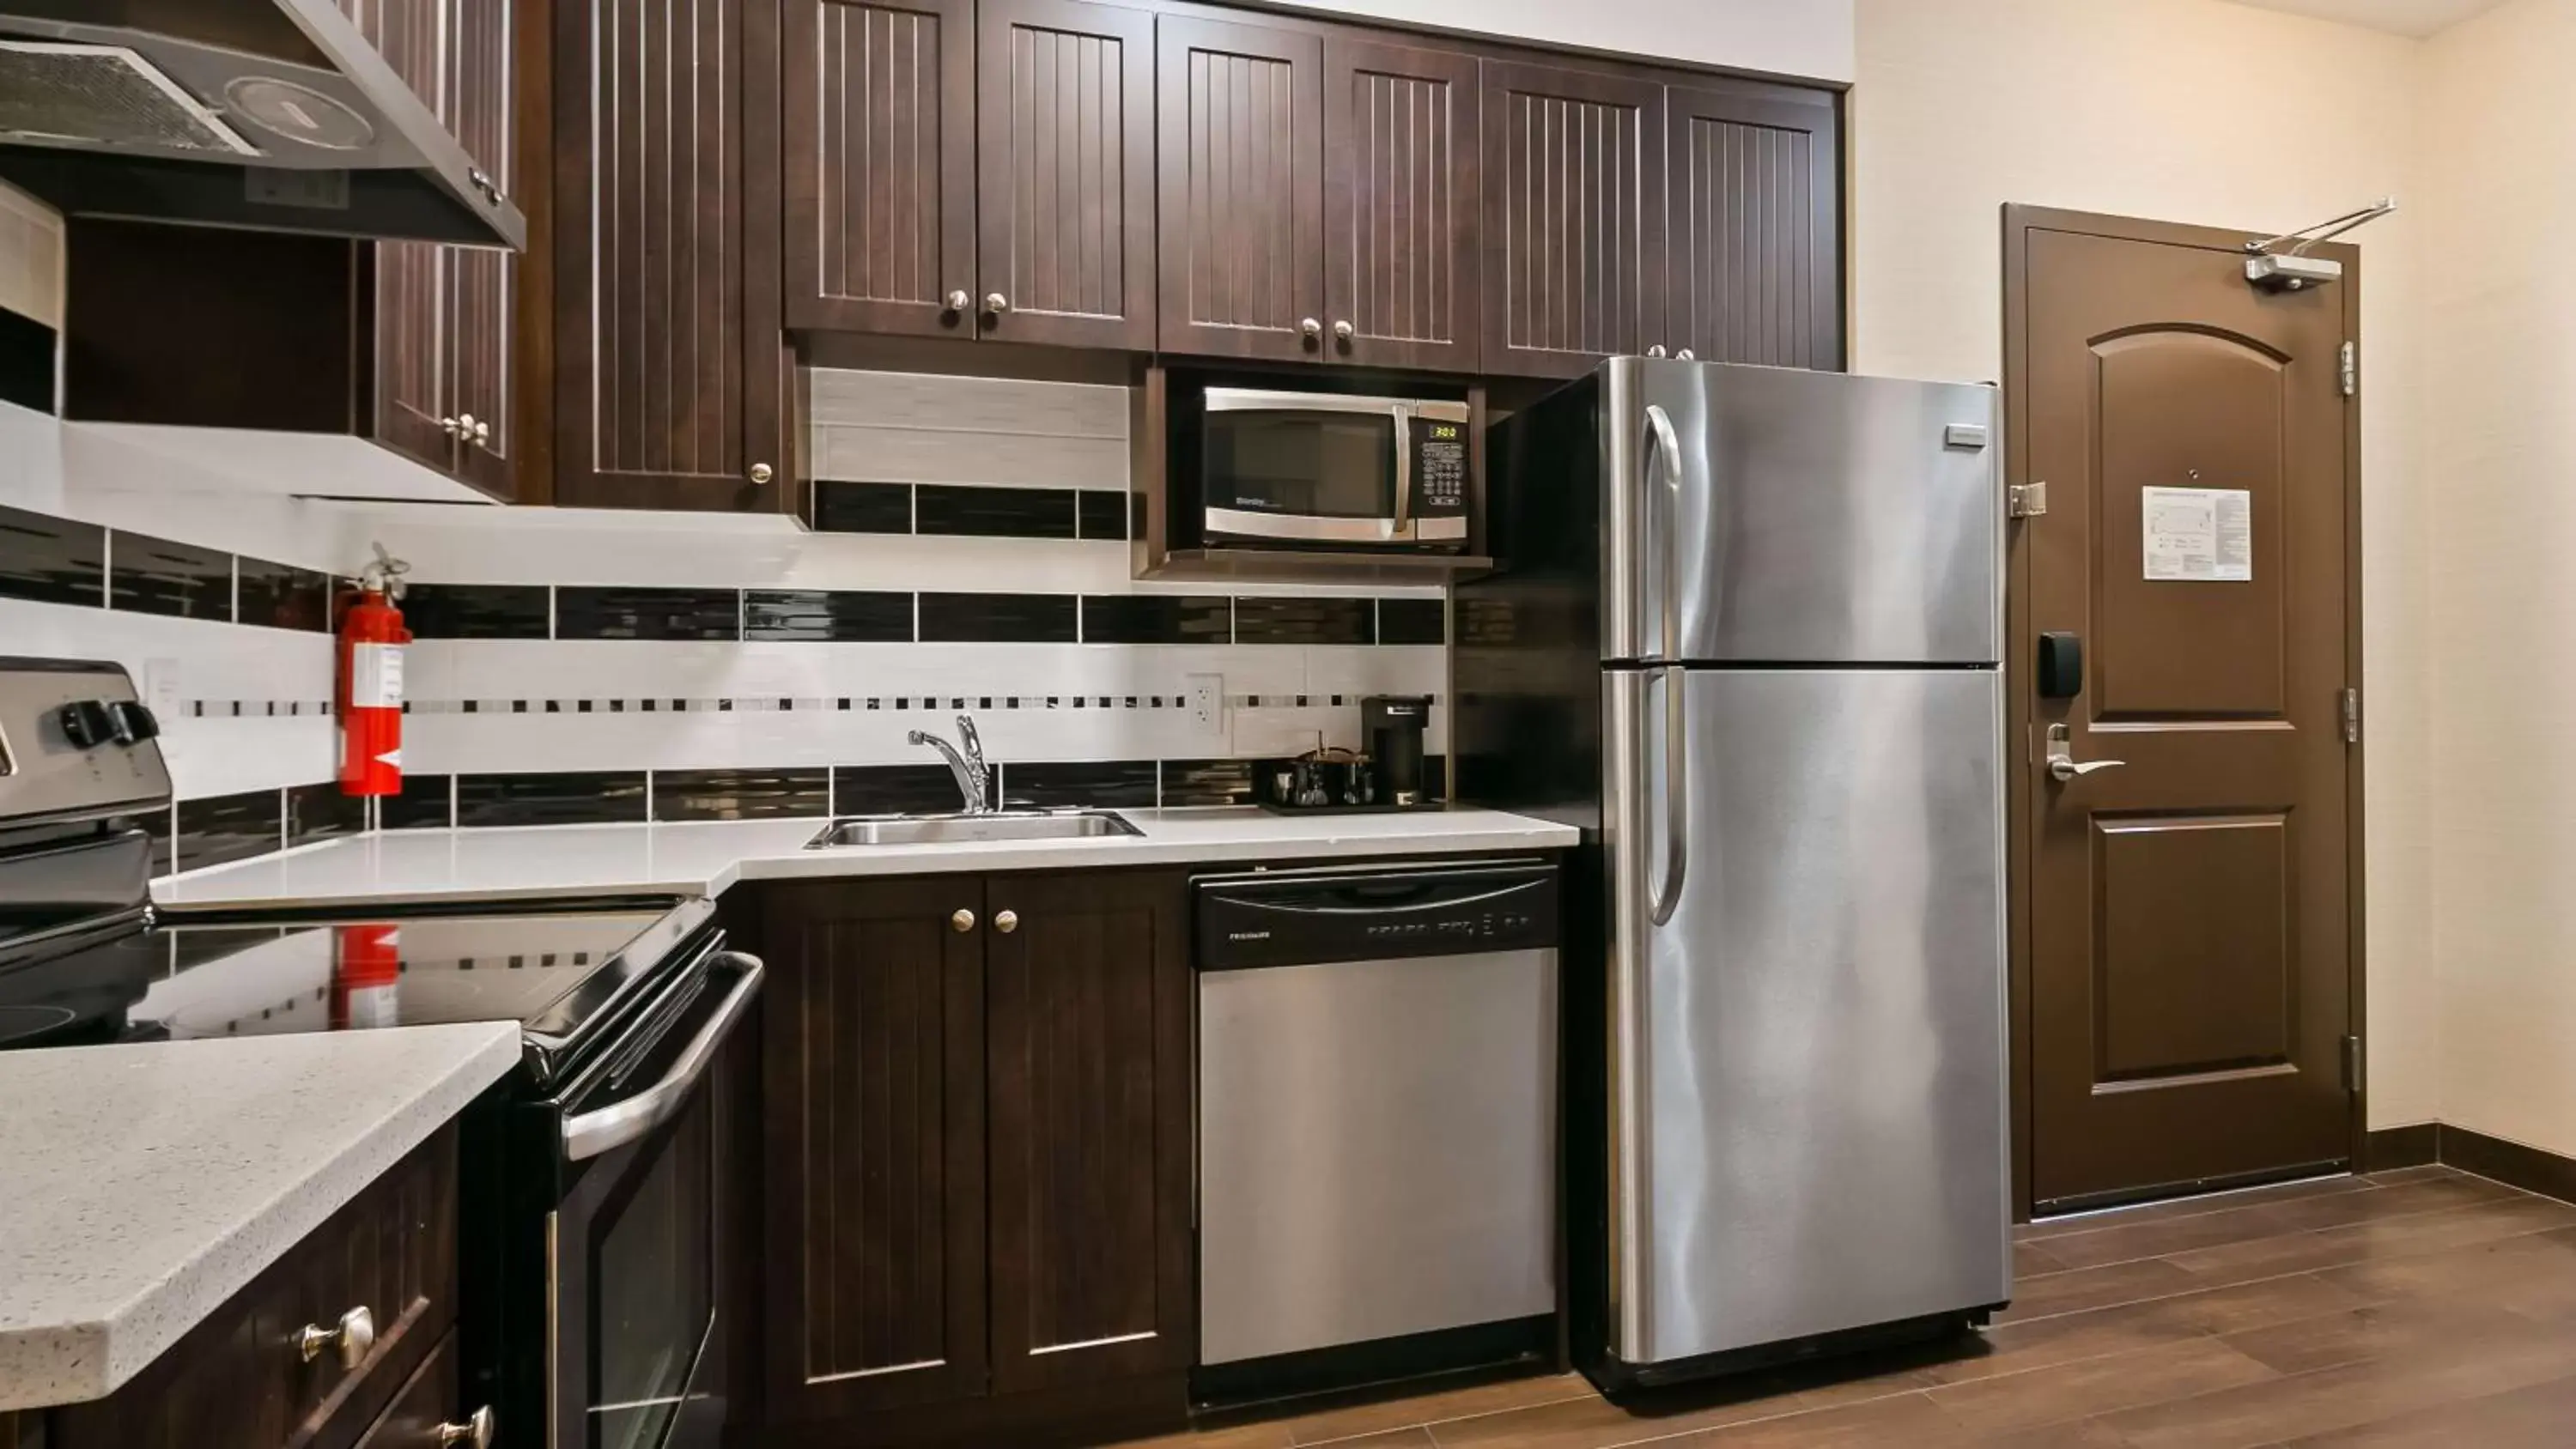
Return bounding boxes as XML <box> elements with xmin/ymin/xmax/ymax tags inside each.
<box><xmin>1194</xmin><ymin>861</ymin><xmax>1560</xmax><ymax>971</ymax></box>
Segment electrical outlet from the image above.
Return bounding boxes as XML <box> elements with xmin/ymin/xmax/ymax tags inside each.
<box><xmin>1185</xmin><ymin>673</ymin><xmax>1224</xmax><ymax>733</ymax></box>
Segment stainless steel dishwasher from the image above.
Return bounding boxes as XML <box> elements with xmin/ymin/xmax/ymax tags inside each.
<box><xmin>1193</xmin><ymin>859</ymin><xmax>1560</xmax><ymax>1387</ymax></box>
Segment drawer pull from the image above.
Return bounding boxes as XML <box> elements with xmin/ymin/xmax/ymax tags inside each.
<box><xmin>295</xmin><ymin>1305</ymin><xmax>374</xmax><ymax>1367</ymax></box>
<box><xmin>435</xmin><ymin>1406</ymin><xmax>496</xmax><ymax>1448</ymax></box>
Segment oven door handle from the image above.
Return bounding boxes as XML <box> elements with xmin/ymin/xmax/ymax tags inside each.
<box><xmin>561</xmin><ymin>953</ymin><xmax>763</xmax><ymax>1162</ymax></box>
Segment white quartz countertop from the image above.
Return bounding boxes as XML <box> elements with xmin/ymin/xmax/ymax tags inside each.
<box><xmin>153</xmin><ymin>807</ymin><xmax>1581</xmax><ymax>912</ymax></box>
<box><xmin>0</xmin><ymin>1024</ymin><xmax>522</xmax><ymax>1410</ymax></box>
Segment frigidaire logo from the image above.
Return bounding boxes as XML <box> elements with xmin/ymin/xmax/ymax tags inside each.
<box><xmin>1226</xmin><ymin>930</ymin><xmax>1272</xmax><ymax>942</ymax></box>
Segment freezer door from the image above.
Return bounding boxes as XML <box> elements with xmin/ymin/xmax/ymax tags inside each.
<box><xmin>1600</xmin><ymin>360</ymin><xmax>2001</xmax><ymax>665</ymax></box>
<box><xmin>1601</xmin><ymin>665</ymin><xmax>2008</xmax><ymax>1366</ymax></box>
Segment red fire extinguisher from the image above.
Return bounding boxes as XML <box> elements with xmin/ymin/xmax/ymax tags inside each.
<box><xmin>338</xmin><ymin>544</ymin><xmax>412</xmax><ymax>797</ymax></box>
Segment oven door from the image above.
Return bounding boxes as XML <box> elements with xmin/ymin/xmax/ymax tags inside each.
<box><xmin>1202</xmin><ymin>388</ymin><xmax>1409</xmax><ymax>544</ymax></box>
<box><xmin>550</xmin><ymin>949</ymin><xmax>762</xmax><ymax>1449</ymax></box>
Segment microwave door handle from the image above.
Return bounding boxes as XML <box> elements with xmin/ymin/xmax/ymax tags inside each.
<box><xmin>560</xmin><ymin>954</ymin><xmax>763</xmax><ymax>1161</ymax></box>
<box><xmin>1392</xmin><ymin>403</ymin><xmax>1414</xmax><ymax>538</ymax></box>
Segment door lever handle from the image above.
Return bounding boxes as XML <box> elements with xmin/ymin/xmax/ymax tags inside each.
<box><xmin>2044</xmin><ymin>723</ymin><xmax>2124</xmax><ymax>782</ymax></box>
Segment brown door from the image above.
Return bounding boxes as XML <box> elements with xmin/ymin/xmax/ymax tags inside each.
<box><xmin>1478</xmin><ymin>59</ymin><xmax>1664</xmax><ymax>378</ymax></box>
<box><xmin>1662</xmin><ymin>82</ymin><xmax>1841</xmax><ymax>370</ymax></box>
<box><xmin>1320</xmin><ymin>37</ymin><xmax>1480</xmax><ymax>371</ymax></box>
<box><xmin>555</xmin><ymin>0</ymin><xmax>787</xmax><ymax>510</ymax></box>
<box><xmin>983</xmin><ymin>870</ymin><xmax>1193</xmax><ymax>1391</ymax></box>
<box><xmin>783</xmin><ymin>0</ymin><xmax>977</xmax><ymax>337</ymax></box>
<box><xmin>759</xmin><ymin>877</ymin><xmax>989</xmax><ymax>1418</ymax></box>
<box><xmin>1156</xmin><ymin>15</ymin><xmax>1324</xmax><ymax>361</ymax></box>
<box><xmin>362</xmin><ymin>0</ymin><xmax>454</xmax><ymax>474</ymax></box>
<box><xmin>2008</xmin><ymin>206</ymin><xmax>2360</xmax><ymax>1214</ymax></box>
<box><xmin>977</xmin><ymin>0</ymin><xmax>1157</xmax><ymax>349</ymax></box>
<box><xmin>446</xmin><ymin>0</ymin><xmax>516</xmax><ymax>495</ymax></box>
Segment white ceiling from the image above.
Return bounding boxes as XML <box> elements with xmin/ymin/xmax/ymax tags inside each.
<box><xmin>2221</xmin><ymin>0</ymin><xmax>2512</xmax><ymax>37</ymax></box>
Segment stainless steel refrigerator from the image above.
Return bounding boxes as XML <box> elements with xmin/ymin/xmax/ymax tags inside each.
<box><xmin>1458</xmin><ymin>358</ymin><xmax>2009</xmax><ymax>1390</ymax></box>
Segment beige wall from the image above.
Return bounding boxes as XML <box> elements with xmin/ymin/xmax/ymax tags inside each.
<box><xmin>2418</xmin><ymin>0</ymin><xmax>2576</xmax><ymax>1156</ymax></box>
<box><xmin>1849</xmin><ymin>0</ymin><xmax>2439</xmax><ymax>1127</ymax></box>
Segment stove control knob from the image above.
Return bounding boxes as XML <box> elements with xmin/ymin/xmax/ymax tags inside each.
<box><xmin>58</xmin><ymin>700</ymin><xmax>116</xmax><ymax>749</ymax></box>
<box><xmin>108</xmin><ymin>700</ymin><xmax>161</xmax><ymax>744</ymax></box>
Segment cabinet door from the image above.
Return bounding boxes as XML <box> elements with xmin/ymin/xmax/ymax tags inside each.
<box><xmin>984</xmin><ymin>871</ymin><xmax>1193</xmax><ymax>1391</ymax></box>
<box><xmin>447</xmin><ymin>0</ymin><xmax>519</xmax><ymax>494</ymax></box>
<box><xmin>556</xmin><ymin>0</ymin><xmax>787</xmax><ymax>510</ymax></box>
<box><xmin>1479</xmin><ymin>60</ymin><xmax>1664</xmax><ymax>377</ymax></box>
<box><xmin>761</xmin><ymin>878</ymin><xmax>989</xmax><ymax>1419</ymax></box>
<box><xmin>977</xmin><ymin>0</ymin><xmax>1157</xmax><ymax>349</ymax></box>
<box><xmin>1664</xmin><ymin>85</ymin><xmax>1842</xmax><ymax>370</ymax></box>
<box><xmin>1155</xmin><ymin>16</ymin><xmax>1323</xmax><ymax>361</ymax></box>
<box><xmin>784</xmin><ymin>0</ymin><xmax>976</xmax><ymax>336</ymax></box>
<box><xmin>362</xmin><ymin>0</ymin><xmax>455</xmax><ymax>472</ymax></box>
<box><xmin>1321</xmin><ymin>37</ymin><xmax>1479</xmax><ymax>371</ymax></box>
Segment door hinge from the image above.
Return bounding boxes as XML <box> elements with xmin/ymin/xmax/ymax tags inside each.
<box><xmin>2340</xmin><ymin>340</ymin><xmax>2358</xmax><ymax>397</ymax></box>
<box><xmin>2008</xmin><ymin>481</ymin><xmax>2050</xmax><ymax>518</ymax></box>
<box><xmin>2341</xmin><ymin>687</ymin><xmax>2361</xmax><ymax>744</ymax></box>
<box><xmin>2341</xmin><ymin>1034</ymin><xmax>2363</xmax><ymax>1092</ymax></box>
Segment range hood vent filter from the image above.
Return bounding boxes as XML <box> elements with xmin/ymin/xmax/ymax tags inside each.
<box><xmin>0</xmin><ymin>42</ymin><xmax>254</xmax><ymax>155</ymax></box>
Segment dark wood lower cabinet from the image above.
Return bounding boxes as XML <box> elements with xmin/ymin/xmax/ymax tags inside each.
<box><xmin>756</xmin><ymin>869</ymin><xmax>1194</xmax><ymax>1446</ymax></box>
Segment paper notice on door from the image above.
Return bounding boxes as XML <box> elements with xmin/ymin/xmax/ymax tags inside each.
<box><xmin>2142</xmin><ymin>486</ymin><xmax>2253</xmax><ymax>582</ymax></box>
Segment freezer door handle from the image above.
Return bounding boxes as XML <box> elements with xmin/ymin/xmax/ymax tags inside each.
<box><xmin>1643</xmin><ymin>403</ymin><xmax>1683</xmax><ymax>661</ymax></box>
<box><xmin>1650</xmin><ymin>664</ymin><xmax>1689</xmax><ymax>925</ymax></box>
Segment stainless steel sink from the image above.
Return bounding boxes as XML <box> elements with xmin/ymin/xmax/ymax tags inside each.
<box><xmin>806</xmin><ymin>809</ymin><xmax>1143</xmax><ymax>847</ymax></box>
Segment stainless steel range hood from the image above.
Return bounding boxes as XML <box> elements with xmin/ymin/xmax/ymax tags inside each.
<box><xmin>0</xmin><ymin>0</ymin><xmax>523</xmax><ymax>249</ymax></box>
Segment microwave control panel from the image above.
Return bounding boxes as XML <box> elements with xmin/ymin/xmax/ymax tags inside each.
<box><xmin>1411</xmin><ymin>416</ymin><xmax>1469</xmax><ymax>520</ymax></box>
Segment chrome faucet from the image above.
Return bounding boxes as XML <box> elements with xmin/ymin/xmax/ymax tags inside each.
<box><xmin>908</xmin><ymin>715</ymin><xmax>989</xmax><ymax>814</ymax></box>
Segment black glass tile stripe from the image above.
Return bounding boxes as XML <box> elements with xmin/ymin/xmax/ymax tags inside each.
<box><xmin>235</xmin><ymin>557</ymin><xmax>333</xmax><ymax>632</ymax></box>
<box><xmin>1377</xmin><ymin>597</ymin><xmax>1448</xmax><ymax>646</ymax></box>
<box><xmin>0</xmin><ymin>307</ymin><xmax>54</xmax><ymax>413</ymax></box>
<box><xmin>744</xmin><ymin>589</ymin><xmax>912</xmax><ymax>642</ymax></box>
<box><xmin>404</xmin><ymin>583</ymin><xmax>551</xmax><ymax>640</ymax></box>
<box><xmin>918</xmin><ymin>592</ymin><xmax>1077</xmax><ymax>644</ymax></box>
<box><xmin>0</xmin><ymin>504</ymin><xmax>105</xmax><ymax>607</ymax></box>
<box><xmin>454</xmin><ymin>771</ymin><xmax>648</xmax><ymax>827</ymax></box>
<box><xmin>914</xmin><ymin>484</ymin><xmax>1079</xmax><ymax>540</ymax></box>
<box><xmin>556</xmin><ymin>586</ymin><xmax>738</xmax><ymax>641</ymax></box>
<box><xmin>1079</xmin><ymin>594</ymin><xmax>1230</xmax><ymax>645</ymax></box>
<box><xmin>109</xmin><ymin>530</ymin><xmax>232</xmax><ymax>621</ymax></box>
<box><xmin>382</xmin><ymin>773</ymin><xmax>456</xmax><ymax>830</ymax></box>
<box><xmin>1160</xmin><ymin>757</ymin><xmax>1254</xmax><ymax>807</ymax></box>
<box><xmin>834</xmin><ymin>762</ymin><xmax>996</xmax><ymax>815</ymax></box>
<box><xmin>1234</xmin><ymin>596</ymin><xmax>1374</xmax><ymax>646</ymax></box>
<box><xmin>811</xmin><ymin>480</ymin><xmax>913</xmax><ymax>534</ymax></box>
<box><xmin>1001</xmin><ymin>759</ymin><xmax>1158</xmax><ymax>809</ymax></box>
<box><xmin>286</xmin><ymin>782</ymin><xmax>365</xmax><ymax>847</ymax></box>
<box><xmin>1077</xmin><ymin>491</ymin><xmax>1128</xmax><ymax>542</ymax></box>
<box><xmin>173</xmin><ymin>788</ymin><xmax>284</xmax><ymax>874</ymax></box>
<box><xmin>653</xmin><ymin>767</ymin><xmax>830</xmax><ymax>822</ymax></box>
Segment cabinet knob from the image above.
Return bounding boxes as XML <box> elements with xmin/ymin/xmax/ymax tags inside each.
<box><xmin>1333</xmin><ymin>319</ymin><xmax>1355</xmax><ymax>343</ymax></box>
<box><xmin>994</xmin><ymin>909</ymin><xmax>1018</xmax><ymax>934</ymax></box>
<box><xmin>748</xmin><ymin>462</ymin><xmax>775</xmax><ymax>486</ymax></box>
<box><xmin>472</xmin><ymin>419</ymin><xmax>491</xmax><ymax>443</ymax></box>
<box><xmin>951</xmin><ymin>908</ymin><xmax>976</xmax><ymax>933</ymax></box>
<box><xmin>1299</xmin><ymin>317</ymin><xmax>1321</xmax><ymax>339</ymax></box>
<box><xmin>1645</xmin><ymin>345</ymin><xmax>1668</xmax><ymax>359</ymax></box>
<box><xmin>295</xmin><ymin>1305</ymin><xmax>374</xmax><ymax>1368</ymax></box>
<box><xmin>457</xmin><ymin>413</ymin><xmax>477</xmax><ymax>434</ymax></box>
<box><xmin>439</xmin><ymin>415</ymin><xmax>460</xmax><ymax>435</ymax></box>
<box><xmin>434</xmin><ymin>1406</ymin><xmax>496</xmax><ymax>1449</ymax></box>
<box><xmin>1676</xmin><ymin>349</ymin><xmax>1697</xmax><ymax>361</ymax></box>
<box><xmin>983</xmin><ymin>292</ymin><xmax>1010</xmax><ymax>316</ymax></box>
<box><xmin>945</xmin><ymin>288</ymin><xmax>971</xmax><ymax>313</ymax></box>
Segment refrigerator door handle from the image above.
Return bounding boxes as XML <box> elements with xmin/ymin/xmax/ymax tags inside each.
<box><xmin>1643</xmin><ymin>403</ymin><xmax>1682</xmax><ymax>661</ymax></box>
<box><xmin>1650</xmin><ymin>664</ymin><xmax>1689</xmax><ymax>925</ymax></box>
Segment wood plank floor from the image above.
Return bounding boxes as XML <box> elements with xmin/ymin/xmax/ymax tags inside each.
<box><xmin>1111</xmin><ymin>1166</ymin><xmax>2576</xmax><ymax>1448</ymax></box>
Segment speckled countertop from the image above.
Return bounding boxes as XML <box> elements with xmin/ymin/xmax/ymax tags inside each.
<box><xmin>0</xmin><ymin>1024</ymin><xmax>522</xmax><ymax>1410</ymax></box>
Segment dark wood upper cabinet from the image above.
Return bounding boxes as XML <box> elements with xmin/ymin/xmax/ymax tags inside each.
<box><xmin>1321</xmin><ymin>37</ymin><xmax>1481</xmax><ymax>371</ymax></box>
<box><xmin>783</xmin><ymin>0</ymin><xmax>978</xmax><ymax>336</ymax></box>
<box><xmin>760</xmin><ymin>877</ymin><xmax>990</xmax><ymax>1422</ymax></box>
<box><xmin>983</xmin><ymin>871</ymin><xmax>1194</xmax><ymax>1391</ymax></box>
<box><xmin>554</xmin><ymin>0</ymin><xmax>787</xmax><ymax>511</ymax></box>
<box><xmin>444</xmin><ymin>0</ymin><xmax>524</xmax><ymax>491</ymax></box>
<box><xmin>353</xmin><ymin>0</ymin><xmax>463</xmax><ymax>477</ymax></box>
<box><xmin>1155</xmin><ymin>15</ymin><xmax>1323</xmax><ymax>361</ymax></box>
<box><xmin>1663</xmin><ymin>84</ymin><xmax>1842</xmax><ymax>370</ymax></box>
<box><xmin>980</xmin><ymin>0</ymin><xmax>1159</xmax><ymax>349</ymax></box>
<box><xmin>1478</xmin><ymin>59</ymin><xmax>1664</xmax><ymax>378</ymax></box>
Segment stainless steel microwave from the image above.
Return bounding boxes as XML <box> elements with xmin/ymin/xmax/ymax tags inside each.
<box><xmin>1200</xmin><ymin>388</ymin><xmax>1471</xmax><ymax>549</ymax></box>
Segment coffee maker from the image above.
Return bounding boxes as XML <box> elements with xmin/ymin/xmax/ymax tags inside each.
<box><xmin>1361</xmin><ymin>695</ymin><xmax>1433</xmax><ymax>806</ymax></box>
